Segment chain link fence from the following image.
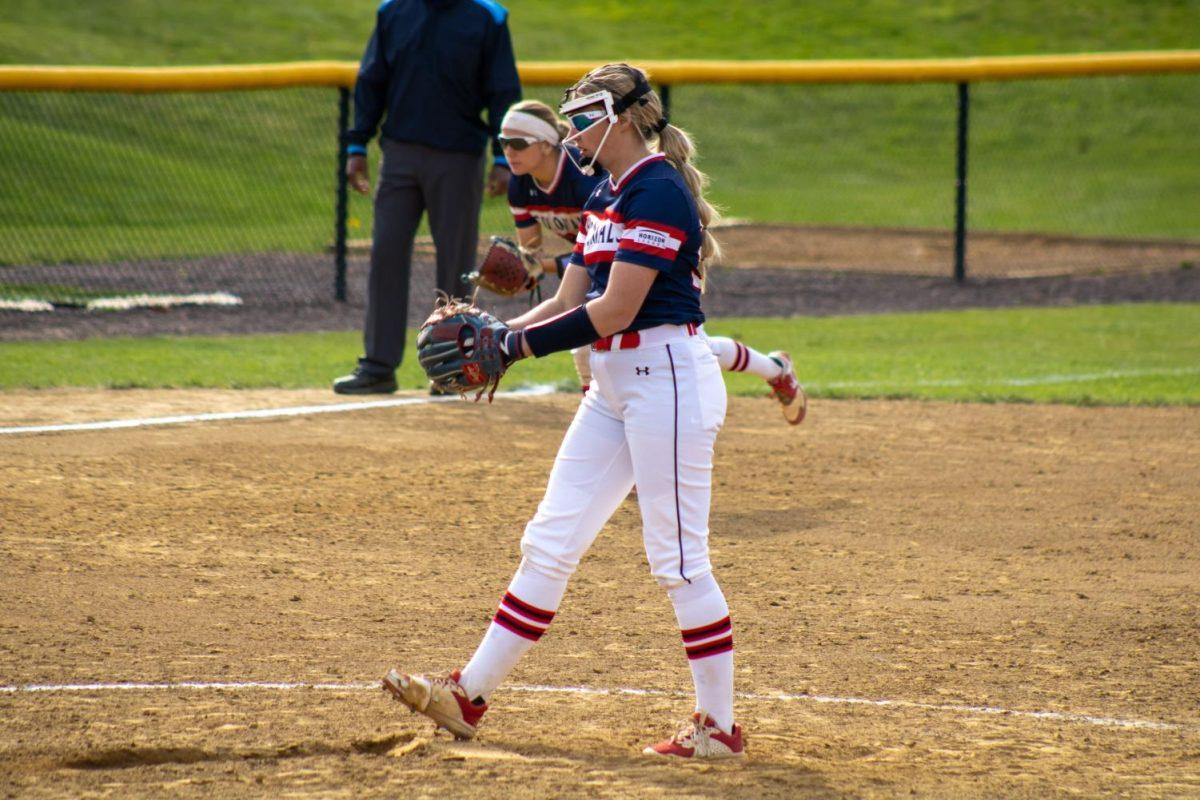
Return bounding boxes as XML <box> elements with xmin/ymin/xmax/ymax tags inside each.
<box><xmin>1</xmin><ymin>87</ymin><xmax>350</xmax><ymax>311</ymax></box>
<box><xmin>2</xmin><ymin>65</ymin><xmax>1197</xmax><ymax>331</ymax></box>
<box><xmin>643</xmin><ymin>75</ymin><xmax>1199</xmax><ymax>278</ymax></box>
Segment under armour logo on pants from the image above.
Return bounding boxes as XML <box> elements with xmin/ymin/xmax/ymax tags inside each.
<box><xmin>636</xmin><ymin>367</ymin><xmax>650</xmax><ymax>375</ymax></box>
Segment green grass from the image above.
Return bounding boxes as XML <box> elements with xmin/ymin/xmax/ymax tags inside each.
<box><xmin>6</xmin><ymin>1</ymin><xmax>1200</xmax><ymax>65</ymax></box>
<box><xmin>1</xmin><ymin>1</ymin><xmax>1199</xmax><ymax>266</ymax></box>
<box><xmin>4</xmin><ymin>305</ymin><xmax>1197</xmax><ymax>405</ymax></box>
<box><xmin>0</xmin><ymin>283</ymin><xmax>111</xmax><ymax>304</ymax></box>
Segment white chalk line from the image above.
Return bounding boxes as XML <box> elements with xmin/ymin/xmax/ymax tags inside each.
<box><xmin>0</xmin><ymin>384</ymin><xmax>560</xmax><ymax>436</ymax></box>
<box><xmin>815</xmin><ymin>365</ymin><xmax>1200</xmax><ymax>391</ymax></box>
<box><xmin>0</xmin><ymin>292</ymin><xmax>241</xmax><ymax>313</ymax></box>
<box><xmin>1</xmin><ymin>680</ymin><xmax>1193</xmax><ymax>733</ymax></box>
<box><xmin>3</xmin><ymin>366</ymin><xmax>1194</xmax><ymax>437</ymax></box>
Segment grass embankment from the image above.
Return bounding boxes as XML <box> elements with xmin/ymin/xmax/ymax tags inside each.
<box><xmin>3</xmin><ymin>305</ymin><xmax>1197</xmax><ymax>406</ymax></box>
<box><xmin>1</xmin><ymin>0</ymin><xmax>1198</xmax><ymax>266</ymax></box>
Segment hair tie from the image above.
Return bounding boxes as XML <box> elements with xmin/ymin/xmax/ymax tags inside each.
<box><xmin>653</xmin><ymin>115</ymin><xmax>670</xmax><ymax>134</ymax></box>
<box><xmin>613</xmin><ymin>74</ymin><xmax>653</xmax><ymax>114</ymax></box>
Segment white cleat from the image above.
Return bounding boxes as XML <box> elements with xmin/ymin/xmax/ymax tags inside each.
<box><xmin>381</xmin><ymin>668</ymin><xmax>487</xmax><ymax>740</ymax></box>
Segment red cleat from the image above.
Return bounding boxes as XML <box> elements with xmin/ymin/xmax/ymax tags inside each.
<box><xmin>767</xmin><ymin>351</ymin><xmax>807</xmax><ymax>426</ymax></box>
<box><xmin>643</xmin><ymin>711</ymin><xmax>745</xmax><ymax>759</ymax></box>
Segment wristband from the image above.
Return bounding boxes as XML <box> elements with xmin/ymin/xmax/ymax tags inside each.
<box><xmin>347</xmin><ymin>144</ymin><xmax>367</xmax><ymax>156</ymax></box>
<box><xmin>493</xmin><ymin>154</ymin><xmax>509</xmax><ymax>168</ymax></box>
<box><xmin>499</xmin><ymin>330</ymin><xmax>526</xmax><ymax>366</ymax></box>
<box><xmin>523</xmin><ymin>305</ymin><xmax>600</xmax><ymax>358</ymax></box>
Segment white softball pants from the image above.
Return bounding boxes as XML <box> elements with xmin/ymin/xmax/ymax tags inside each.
<box><xmin>520</xmin><ymin>326</ymin><xmax>727</xmax><ymax>589</ymax></box>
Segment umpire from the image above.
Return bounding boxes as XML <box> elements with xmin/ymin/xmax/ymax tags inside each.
<box><xmin>334</xmin><ymin>0</ymin><xmax>522</xmax><ymax>395</ymax></box>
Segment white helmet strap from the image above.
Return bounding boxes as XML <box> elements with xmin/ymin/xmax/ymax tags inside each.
<box><xmin>563</xmin><ymin>119</ymin><xmax>615</xmax><ymax>177</ymax></box>
<box><xmin>560</xmin><ymin>90</ymin><xmax>620</xmax><ymax>177</ymax></box>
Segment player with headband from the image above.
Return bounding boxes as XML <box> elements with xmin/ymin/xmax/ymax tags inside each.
<box><xmin>383</xmin><ymin>64</ymin><xmax>760</xmax><ymax>759</ymax></box>
<box><xmin>499</xmin><ymin>100</ymin><xmax>604</xmax><ymax>394</ymax></box>
<box><xmin>498</xmin><ymin>100</ymin><xmax>806</xmax><ymax>421</ymax></box>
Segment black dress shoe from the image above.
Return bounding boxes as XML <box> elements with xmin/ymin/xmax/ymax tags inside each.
<box><xmin>333</xmin><ymin>368</ymin><xmax>398</xmax><ymax>395</ymax></box>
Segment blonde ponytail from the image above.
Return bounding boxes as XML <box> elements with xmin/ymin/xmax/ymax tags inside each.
<box><xmin>655</xmin><ymin>123</ymin><xmax>722</xmax><ymax>269</ymax></box>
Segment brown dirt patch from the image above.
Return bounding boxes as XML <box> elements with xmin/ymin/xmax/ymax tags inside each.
<box><xmin>0</xmin><ymin>388</ymin><xmax>345</xmax><ymax>427</ymax></box>
<box><xmin>715</xmin><ymin>224</ymin><xmax>1200</xmax><ymax>278</ymax></box>
<box><xmin>1</xmin><ymin>391</ymin><xmax>1198</xmax><ymax>798</ymax></box>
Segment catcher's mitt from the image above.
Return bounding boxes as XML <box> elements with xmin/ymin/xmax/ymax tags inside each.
<box><xmin>416</xmin><ymin>296</ymin><xmax>510</xmax><ymax>401</ymax></box>
<box><xmin>466</xmin><ymin>236</ymin><xmax>543</xmax><ymax>297</ymax></box>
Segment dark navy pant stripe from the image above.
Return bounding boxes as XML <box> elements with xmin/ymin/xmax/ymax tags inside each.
<box><xmin>665</xmin><ymin>344</ymin><xmax>689</xmax><ymax>584</ymax></box>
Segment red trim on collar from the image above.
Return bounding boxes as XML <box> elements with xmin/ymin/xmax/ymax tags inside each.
<box><xmin>535</xmin><ymin>148</ymin><xmax>568</xmax><ymax>195</ymax></box>
<box><xmin>610</xmin><ymin>153</ymin><xmax>667</xmax><ymax>193</ymax></box>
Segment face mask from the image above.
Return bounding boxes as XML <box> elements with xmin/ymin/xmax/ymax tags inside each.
<box><xmin>559</xmin><ymin>91</ymin><xmax>619</xmax><ymax>176</ymax></box>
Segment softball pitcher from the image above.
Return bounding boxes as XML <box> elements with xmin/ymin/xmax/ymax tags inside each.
<box><xmin>498</xmin><ymin>101</ymin><xmax>806</xmax><ymax>423</ymax></box>
<box><xmin>384</xmin><ymin>64</ymin><xmax>754</xmax><ymax>758</ymax></box>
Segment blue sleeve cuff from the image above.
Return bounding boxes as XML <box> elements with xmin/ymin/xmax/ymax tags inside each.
<box><xmin>523</xmin><ymin>304</ymin><xmax>600</xmax><ymax>357</ymax></box>
<box><xmin>346</xmin><ymin>144</ymin><xmax>367</xmax><ymax>156</ymax></box>
<box><xmin>493</xmin><ymin>155</ymin><xmax>509</xmax><ymax>168</ymax></box>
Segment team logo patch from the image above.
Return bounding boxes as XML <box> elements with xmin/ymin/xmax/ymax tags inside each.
<box><xmin>632</xmin><ymin>228</ymin><xmax>669</xmax><ymax>249</ymax></box>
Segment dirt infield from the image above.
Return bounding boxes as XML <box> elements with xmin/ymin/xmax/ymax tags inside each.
<box><xmin>1</xmin><ymin>390</ymin><xmax>1198</xmax><ymax>798</ymax></box>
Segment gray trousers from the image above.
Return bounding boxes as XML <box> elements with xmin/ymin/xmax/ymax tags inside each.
<box><xmin>361</xmin><ymin>139</ymin><xmax>484</xmax><ymax>374</ymax></box>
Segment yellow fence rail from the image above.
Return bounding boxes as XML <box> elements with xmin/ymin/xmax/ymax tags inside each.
<box><xmin>4</xmin><ymin>51</ymin><xmax>1197</xmax><ymax>285</ymax></box>
<box><xmin>2</xmin><ymin>51</ymin><xmax>1199</xmax><ymax>92</ymax></box>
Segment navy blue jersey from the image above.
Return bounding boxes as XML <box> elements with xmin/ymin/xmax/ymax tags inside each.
<box><xmin>507</xmin><ymin>147</ymin><xmax>604</xmax><ymax>243</ymax></box>
<box><xmin>348</xmin><ymin>0</ymin><xmax>521</xmax><ymax>160</ymax></box>
<box><xmin>569</xmin><ymin>154</ymin><xmax>704</xmax><ymax>331</ymax></box>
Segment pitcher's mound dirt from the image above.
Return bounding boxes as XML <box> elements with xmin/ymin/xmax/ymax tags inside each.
<box><xmin>1</xmin><ymin>390</ymin><xmax>1197</xmax><ymax>797</ymax></box>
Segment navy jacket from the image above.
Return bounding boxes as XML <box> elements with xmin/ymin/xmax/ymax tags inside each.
<box><xmin>346</xmin><ymin>0</ymin><xmax>521</xmax><ymax>162</ymax></box>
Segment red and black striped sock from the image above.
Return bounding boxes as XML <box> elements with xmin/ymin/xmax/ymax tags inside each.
<box><xmin>668</xmin><ymin>573</ymin><xmax>736</xmax><ymax>734</ymax></box>
<box><xmin>681</xmin><ymin>615</ymin><xmax>734</xmax><ymax>660</ymax></box>
<box><xmin>459</xmin><ymin>566</ymin><xmax>568</xmax><ymax>704</ymax></box>
<box><xmin>492</xmin><ymin>591</ymin><xmax>556</xmax><ymax>642</ymax></box>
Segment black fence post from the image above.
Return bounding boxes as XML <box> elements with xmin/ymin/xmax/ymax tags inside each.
<box><xmin>334</xmin><ymin>87</ymin><xmax>350</xmax><ymax>302</ymax></box>
<box><xmin>659</xmin><ymin>83</ymin><xmax>672</xmax><ymax>118</ymax></box>
<box><xmin>954</xmin><ymin>82</ymin><xmax>970</xmax><ymax>282</ymax></box>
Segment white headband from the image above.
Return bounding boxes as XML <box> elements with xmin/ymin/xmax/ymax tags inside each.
<box><xmin>500</xmin><ymin>110</ymin><xmax>561</xmax><ymax>145</ymax></box>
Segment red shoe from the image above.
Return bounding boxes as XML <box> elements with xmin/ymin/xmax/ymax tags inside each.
<box><xmin>381</xmin><ymin>668</ymin><xmax>487</xmax><ymax>740</ymax></box>
<box><xmin>643</xmin><ymin>711</ymin><xmax>745</xmax><ymax>759</ymax></box>
<box><xmin>767</xmin><ymin>351</ymin><xmax>807</xmax><ymax>426</ymax></box>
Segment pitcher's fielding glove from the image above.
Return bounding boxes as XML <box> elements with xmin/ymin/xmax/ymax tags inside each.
<box><xmin>417</xmin><ymin>297</ymin><xmax>512</xmax><ymax>402</ymax></box>
<box><xmin>465</xmin><ymin>236</ymin><xmax>543</xmax><ymax>297</ymax></box>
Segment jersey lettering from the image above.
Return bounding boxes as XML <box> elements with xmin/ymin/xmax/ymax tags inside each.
<box><xmin>507</xmin><ymin>147</ymin><xmax>603</xmax><ymax>244</ymax></box>
<box><xmin>569</xmin><ymin>154</ymin><xmax>705</xmax><ymax>330</ymax></box>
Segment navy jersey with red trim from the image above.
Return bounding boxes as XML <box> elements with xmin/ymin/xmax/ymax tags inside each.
<box><xmin>569</xmin><ymin>154</ymin><xmax>704</xmax><ymax>331</ymax></box>
<box><xmin>507</xmin><ymin>147</ymin><xmax>605</xmax><ymax>243</ymax></box>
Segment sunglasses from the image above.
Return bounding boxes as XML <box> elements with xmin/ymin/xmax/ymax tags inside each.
<box><xmin>567</xmin><ymin>109</ymin><xmax>608</xmax><ymax>133</ymax></box>
<box><xmin>498</xmin><ymin>135</ymin><xmax>541</xmax><ymax>151</ymax></box>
